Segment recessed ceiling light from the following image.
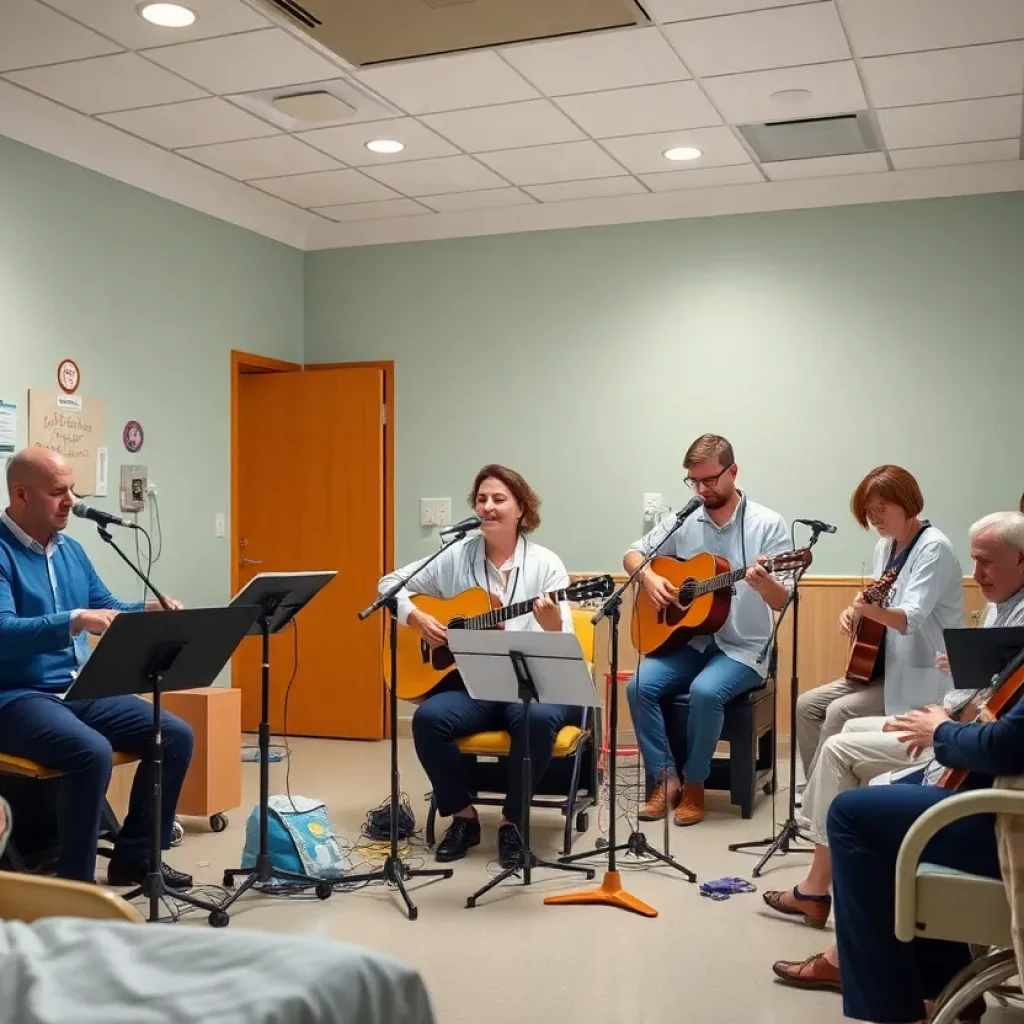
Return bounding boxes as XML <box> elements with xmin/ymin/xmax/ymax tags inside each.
<box><xmin>663</xmin><ymin>146</ymin><xmax>702</xmax><ymax>162</ymax></box>
<box><xmin>138</xmin><ymin>3</ymin><xmax>197</xmax><ymax>27</ymax></box>
<box><xmin>770</xmin><ymin>88</ymin><xmax>814</xmax><ymax>105</ymax></box>
<box><xmin>365</xmin><ymin>139</ymin><xmax>404</xmax><ymax>154</ymax></box>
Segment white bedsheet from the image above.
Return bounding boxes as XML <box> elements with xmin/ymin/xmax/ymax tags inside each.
<box><xmin>0</xmin><ymin>918</ymin><xmax>434</xmax><ymax>1024</ymax></box>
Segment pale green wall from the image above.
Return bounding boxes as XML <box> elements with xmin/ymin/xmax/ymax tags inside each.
<box><xmin>305</xmin><ymin>193</ymin><xmax>1024</xmax><ymax>575</ymax></box>
<box><xmin>0</xmin><ymin>135</ymin><xmax>304</xmax><ymax>608</ymax></box>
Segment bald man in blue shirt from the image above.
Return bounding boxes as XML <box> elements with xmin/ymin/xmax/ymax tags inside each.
<box><xmin>0</xmin><ymin>447</ymin><xmax>193</xmax><ymax>887</ymax></box>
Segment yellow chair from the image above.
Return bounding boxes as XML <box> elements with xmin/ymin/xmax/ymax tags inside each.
<box><xmin>425</xmin><ymin>608</ymin><xmax>599</xmax><ymax>855</ymax></box>
<box><xmin>0</xmin><ymin>869</ymin><xmax>143</xmax><ymax>923</ymax></box>
<box><xmin>0</xmin><ymin>751</ymin><xmax>140</xmax><ymax>873</ymax></box>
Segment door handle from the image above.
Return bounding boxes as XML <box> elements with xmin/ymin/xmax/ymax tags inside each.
<box><xmin>239</xmin><ymin>557</ymin><xmax>263</xmax><ymax>566</ymax></box>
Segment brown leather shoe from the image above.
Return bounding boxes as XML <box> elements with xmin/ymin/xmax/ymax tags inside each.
<box><xmin>639</xmin><ymin>782</ymin><xmax>679</xmax><ymax>821</ymax></box>
<box><xmin>772</xmin><ymin>953</ymin><xmax>841</xmax><ymax>992</ymax></box>
<box><xmin>763</xmin><ymin>886</ymin><xmax>832</xmax><ymax>928</ymax></box>
<box><xmin>674</xmin><ymin>782</ymin><xmax>705</xmax><ymax>826</ymax></box>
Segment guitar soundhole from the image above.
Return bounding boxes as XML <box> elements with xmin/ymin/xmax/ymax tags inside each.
<box><xmin>677</xmin><ymin>579</ymin><xmax>698</xmax><ymax>610</ymax></box>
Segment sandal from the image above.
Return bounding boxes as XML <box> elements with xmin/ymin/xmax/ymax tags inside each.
<box><xmin>763</xmin><ymin>885</ymin><xmax>832</xmax><ymax>928</ymax></box>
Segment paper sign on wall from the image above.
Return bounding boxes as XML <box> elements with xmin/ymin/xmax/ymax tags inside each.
<box><xmin>0</xmin><ymin>402</ymin><xmax>16</xmax><ymax>456</ymax></box>
<box><xmin>27</xmin><ymin>389</ymin><xmax>108</xmax><ymax>496</ymax></box>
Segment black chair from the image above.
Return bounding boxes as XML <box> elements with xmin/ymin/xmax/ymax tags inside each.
<box><xmin>645</xmin><ymin>651</ymin><xmax>778</xmax><ymax>819</ymax></box>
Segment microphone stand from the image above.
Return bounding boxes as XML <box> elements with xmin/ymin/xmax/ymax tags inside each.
<box><xmin>546</xmin><ymin>502</ymin><xmax>700</xmax><ymax>917</ymax></box>
<box><xmin>728</xmin><ymin>522</ymin><xmax>825</xmax><ymax>875</ymax></box>
<box><xmin>341</xmin><ymin>528</ymin><xmax>476</xmax><ymax>919</ymax></box>
<box><xmin>92</xmin><ymin>524</ymin><xmax>222</xmax><ymax>921</ymax></box>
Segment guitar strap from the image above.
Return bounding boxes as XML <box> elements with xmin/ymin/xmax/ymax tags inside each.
<box><xmin>884</xmin><ymin>520</ymin><xmax>931</xmax><ymax>582</ymax></box>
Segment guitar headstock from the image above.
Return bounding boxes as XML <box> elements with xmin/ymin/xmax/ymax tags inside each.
<box><xmin>864</xmin><ymin>567</ymin><xmax>899</xmax><ymax>604</ymax></box>
<box><xmin>566</xmin><ymin>575</ymin><xmax>615</xmax><ymax>603</ymax></box>
<box><xmin>764</xmin><ymin>548</ymin><xmax>813</xmax><ymax>576</ymax></box>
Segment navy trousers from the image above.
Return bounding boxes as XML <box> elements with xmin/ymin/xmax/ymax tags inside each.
<box><xmin>0</xmin><ymin>694</ymin><xmax>194</xmax><ymax>882</ymax></box>
<box><xmin>412</xmin><ymin>687</ymin><xmax>572</xmax><ymax>824</ymax></box>
<box><xmin>828</xmin><ymin>784</ymin><xmax>1001</xmax><ymax>1023</ymax></box>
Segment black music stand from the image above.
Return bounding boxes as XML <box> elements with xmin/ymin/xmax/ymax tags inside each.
<box><xmin>447</xmin><ymin>630</ymin><xmax>598</xmax><ymax>908</ymax></box>
<box><xmin>64</xmin><ymin>606</ymin><xmax>261</xmax><ymax>924</ymax></box>
<box><xmin>219</xmin><ymin>571</ymin><xmax>337</xmax><ymax>922</ymax></box>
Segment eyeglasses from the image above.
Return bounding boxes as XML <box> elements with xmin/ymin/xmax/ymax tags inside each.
<box><xmin>684</xmin><ymin>464</ymin><xmax>734</xmax><ymax>491</ymax></box>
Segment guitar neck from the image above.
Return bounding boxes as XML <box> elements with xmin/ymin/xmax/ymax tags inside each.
<box><xmin>463</xmin><ymin>589</ymin><xmax>568</xmax><ymax>630</ymax></box>
<box><xmin>687</xmin><ymin>566</ymin><xmax>747</xmax><ymax>599</ymax></box>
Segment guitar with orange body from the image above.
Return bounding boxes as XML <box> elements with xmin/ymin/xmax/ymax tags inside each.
<box><xmin>844</xmin><ymin>568</ymin><xmax>900</xmax><ymax>685</ymax></box>
<box><xmin>630</xmin><ymin>549</ymin><xmax>812</xmax><ymax>658</ymax></box>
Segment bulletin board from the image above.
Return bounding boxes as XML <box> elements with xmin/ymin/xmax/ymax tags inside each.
<box><xmin>27</xmin><ymin>389</ymin><xmax>108</xmax><ymax>497</ymax></box>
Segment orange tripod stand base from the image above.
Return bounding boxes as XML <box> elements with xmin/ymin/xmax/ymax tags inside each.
<box><xmin>543</xmin><ymin>871</ymin><xmax>658</xmax><ymax>917</ymax></box>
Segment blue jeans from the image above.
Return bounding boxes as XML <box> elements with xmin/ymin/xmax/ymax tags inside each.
<box><xmin>0</xmin><ymin>694</ymin><xmax>194</xmax><ymax>882</ymax></box>
<box><xmin>829</xmin><ymin>784</ymin><xmax>1000</xmax><ymax>1023</ymax></box>
<box><xmin>625</xmin><ymin>643</ymin><xmax>761</xmax><ymax>783</ymax></box>
<box><xmin>412</xmin><ymin>687</ymin><xmax>572</xmax><ymax>824</ymax></box>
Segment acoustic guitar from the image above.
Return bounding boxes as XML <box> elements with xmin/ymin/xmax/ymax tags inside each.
<box><xmin>937</xmin><ymin>643</ymin><xmax>1024</xmax><ymax>791</ymax></box>
<box><xmin>630</xmin><ymin>549</ymin><xmax>812</xmax><ymax>658</ymax></box>
<box><xmin>384</xmin><ymin>575</ymin><xmax>615</xmax><ymax>703</ymax></box>
<box><xmin>844</xmin><ymin>568</ymin><xmax>899</xmax><ymax>685</ymax></box>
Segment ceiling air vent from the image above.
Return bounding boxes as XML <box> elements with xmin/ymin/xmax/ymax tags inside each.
<box><xmin>261</xmin><ymin>0</ymin><xmax>649</xmax><ymax>66</ymax></box>
<box><xmin>739</xmin><ymin>112</ymin><xmax>881</xmax><ymax>164</ymax></box>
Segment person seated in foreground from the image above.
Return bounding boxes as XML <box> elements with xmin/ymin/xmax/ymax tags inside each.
<box><xmin>764</xmin><ymin>511</ymin><xmax>1024</xmax><ymax>930</ymax></box>
<box><xmin>770</xmin><ymin>635</ymin><xmax>1024</xmax><ymax>1021</ymax></box>
<box><xmin>0</xmin><ymin>797</ymin><xmax>435</xmax><ymax>1024</ymax></box>
<box><xmin>0</xmin><ymin>447</ymin><xmax>192</xmax><ymax>886</ymax></box>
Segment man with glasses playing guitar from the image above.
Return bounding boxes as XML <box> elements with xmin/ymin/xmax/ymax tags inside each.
<box><xmin>377</xmin><ymin>464</ymin><xmax>607</xmax><ymax>869</ymax></box>
<box><xmin>626</xmin><ymin>434</ymin><xmax>795</xmax><ymax>827</ymax></box>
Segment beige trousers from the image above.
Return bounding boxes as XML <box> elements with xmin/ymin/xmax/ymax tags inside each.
<box><xmin>799</xmin><ymin>716</ymin><xmax>927</xmax><ymax>845</ymax></box>
<box><xmin>796</xmin><ymin>676</ymin><xmax>886</xmax><ymax>778</ymax></box>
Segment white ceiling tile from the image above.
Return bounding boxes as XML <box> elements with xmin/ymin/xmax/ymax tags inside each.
<box><xmin>701</xmin><ymin>61</ymin><xmax>866</xmax><ymax>124</ymax></box>
<box><xmin>554</xmin><ymin>82</ymin><xmax>721</xmax><ymax>138</ymax></box>
<box><xmin>877</xmin><ymin>95</ymin><xmax>1022</xmax><ymax>149</ymax></box>
<box><xmin>476</xmin><ymin>141</ymin><xmax>625</xmax><ymax>185</ymax></box>
<box><xmin>99</xmin><ymin>98</ymin><xmax>280</xmax><ymax>149</ymax></box>
<box><xmin>313</xmin><ymin>199</ymin><xmax>430</xmax><ymax>222</ymax></box>
<box><xmin>890</xmin><ymin>139</ymin><xmax>1022</xmax><ymax>169</ymax></box>
<box><xmin>4</xmin><ymin>52</ymin><xmax>206</xmax><ymax>114</ymax></box>
<box><xmin>298</xmin><ymin>118</ymin><xmax>458</xmax><ymax>166</ymax></box>
<box><xmin>861</xmin><ymin>43</ymin><xmax>1024</xmax><ymax>109</ymax></box>
<box><xmin>421</xmin><ymin>101</ymin><xmax>584</xmax><ymax>152</ymax></box>
<box><xmin>599</xmin><ymin>126</ymin><xmax>751</xmax><ymax>173</ymax></box>
<box><xmin>422</xmin><ymin>189</ymin><xmax>536</xmax><ymax>212</ymax></box>
<box><xmin>251</xmin><ymin>169</ymin><xmax>400</xmax><ymax>207</ymax></box>
<box><xmin>646</xmin><ymin>0</ymin><xmax>818</xmax><ymax>23</ymax></box>
<box><xmin>665</xmin><ymin>4</ymin><xmax>851</xmax><ymax>77</ymax></box>
<box><xmin>179</xmin><ymin>136</ymin><xmax>341</xmax><ymax>180</ymax></box>
<box><xmin>43</xmin><ymin>0</ymin><xmax>269</xmax><ymax>50</ymax></box>
<box><xmin>525</xmin><ymin>177</ymin><xmax>649</xmax><ymax>201</ymax></box>
<box><xmin>361</xmin><ymin>155</ymin><xmax>508</xmax><ymax>196</ymax></box>
<box><xmin>0</xmin><ymin>0</ymin><xmax>121</xmax><ymax>72</ymax></box>
<box><xmin>763</xmin><ymin>151</ymin><xmax>889</xmax><ymax>179</ymax></box>
<box><xmin>500</xmin><ymin>27</ymin><xmax>689</xmax><ymax>95</ymax></box>
<box><xmin>354</xmin><ymin>52</ymin><xmax>538</xmax><ymax>115</ymax></box>
<box><xmin>141</xmin><ymin>28</ymin><xmax>343</xmax><ymax>95</ymax></box>
<box><xmin>640</xmin><ymin>163</ymin><xmax>765</xmax><ymax>190</ymax></box>
<box><xmin>838</xmin><ymin>0</ymin><xmax>1024</xmax><ymax>57</ymax></box>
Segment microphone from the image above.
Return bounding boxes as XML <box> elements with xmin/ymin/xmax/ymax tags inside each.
<box><xmin>795</xmin><ymin>517</ymin><xmax>837</xmax><ymax>534</ymax></box>
<box><xmin>439</xmin><ymin>515</ymin><xmax>482</xmax><ymax>536</ymax></box>
<box><xmin>72</xmin><ymin>501</ymin><xmax>139</xmax><ymax>530</ymax></box>
<box><xmin>674</xmin><ymin>495</ymin><xmax>703</xmax><ymax>523</ymax></box>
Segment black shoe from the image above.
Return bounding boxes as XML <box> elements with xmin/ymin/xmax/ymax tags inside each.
<box><xmin>435</xmin><ymin>816</ymin><xmax>481</xmax><ymax>862</ymax></box>
<box><xmin>498</xmin><ymin>823</ymin><xmax>524</xmax><ymax>869</ymax></box>
<box><xmin>107</xmin><ymin>858</ymin><xmax>193</xmax><ymax>890</ymax></box>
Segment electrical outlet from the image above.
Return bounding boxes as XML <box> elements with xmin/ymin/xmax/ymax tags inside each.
<box><xmin>420</xmin><ymin>498</ymin><xmax>452</xmax><ymax>527</ymax></box>
<box><xmin>643</xmin><ymin>492</ymin><xmax>663</xmax><ymax>513</ymax></box>
<box><xmin>215</xmin><ymin>512</ymin><xmax>225</xmax><ymax>538</ymax></box>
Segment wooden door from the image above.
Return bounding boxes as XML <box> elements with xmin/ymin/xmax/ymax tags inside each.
<box><xmin>234</xmin><ymin>367</ymin><xmax>385</xmax><ymax>739</ymax></box>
